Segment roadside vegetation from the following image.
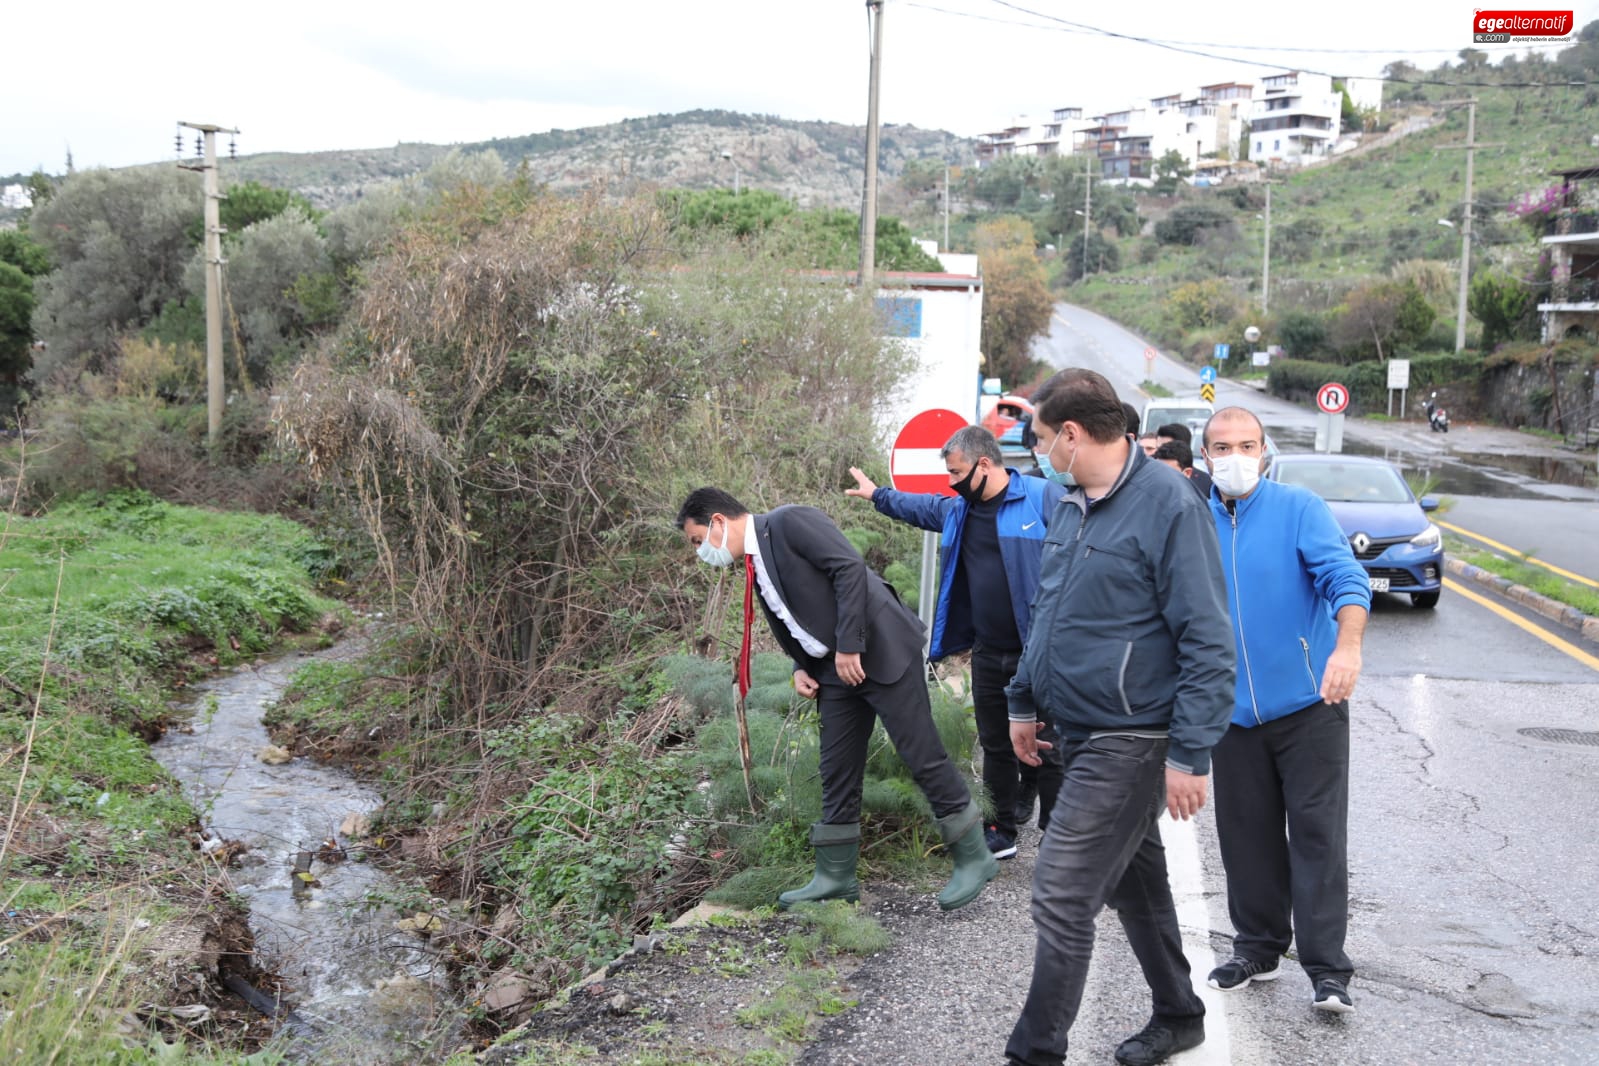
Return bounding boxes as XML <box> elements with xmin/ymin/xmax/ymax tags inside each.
<box><xmin>3</xmin><ymin>144</ymin><xmax>983</xmax><ymax>1060</ymax></box>
<box><xmin>0</xmin><ymin>488</ymin><xmax>337</xmax><ymax>1063</ymax></box>
<box><xmin>1450</xmin><ymin>542</ymin><xmax>1599</xmax><ymax>618</ymax></box>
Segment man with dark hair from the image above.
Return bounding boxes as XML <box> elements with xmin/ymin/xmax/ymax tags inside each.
<box><xmin>676</xmin><ymin>487</ymin><xmax>997</xmax><ymax>912</ymax></box>
<box><xmin>1152</xmin><ymin>440</ymin><xmax>1207</xmax><ymax>501</ymax></box>
<box><xmin>846</xmin><ymin>424</ymin><xmax>1066</xmax><ymax>860</ymax></box>
<box><xmin>1121</xmin><ymin>401</ymin><xmax>1142</xmax><ymax>440</ymax></box>
<box><xmin>1004</xmin><ymin>368</ymin><xmax>1236</xmax><ymax>1066</ymax></box>
<box><xmin>1199</xmin><ymin>406</ymin><xmax>1370</xmax><ymax>1015</ymax></box>
<box><xmin>1156</xmin><ymin>423</ymin><xmax>1213</xmax><ymax>498</ymax></box>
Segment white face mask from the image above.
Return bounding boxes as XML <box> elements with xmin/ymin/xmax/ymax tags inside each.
<box><xmin>696</xmin><ymin>517</ymin><xmax>736</xmax><ymax>568</ymax></box>
<box><xmin>1209</xmin><ymin>453</ymin><xmax>1262</xmax><ymax>498</ymax></box>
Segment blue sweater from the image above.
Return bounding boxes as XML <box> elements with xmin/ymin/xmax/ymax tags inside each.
<box><xmin>870</xmin><ymin>471</ymin><xmax>1064</xmax><ymax>660</ymax></box>
<box><xmin>1209</xmin><ymin>477</ymin><xmax>1372</xmax><ymax>729</ymax></box>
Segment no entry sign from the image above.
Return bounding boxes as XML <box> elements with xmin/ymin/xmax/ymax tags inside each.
<box><xmin>891</xmin><ymin>408</ymin><xmax>968</xmax><ymax>495</ymax></box>
<box><xmin>1317</xmin><ymin>382</ymin><xmax>1350</xmax><ymax>415</ymax></box>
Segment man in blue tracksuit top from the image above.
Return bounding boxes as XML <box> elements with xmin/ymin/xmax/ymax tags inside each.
<box><xmin>846</xmin><ymin>424</ymin><xmax>1066</xmax><ymax>858</ymax></box>
<box><xmin>1200</xmin><ymin>406</ymin><xmax>1371</xmax><ymax>1016</ymax></box>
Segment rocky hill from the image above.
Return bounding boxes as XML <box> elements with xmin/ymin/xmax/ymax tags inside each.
<box><xmin>222</xmin><ymin>110</ymin><xmax>973</xmax><ymax>210</ymax></box>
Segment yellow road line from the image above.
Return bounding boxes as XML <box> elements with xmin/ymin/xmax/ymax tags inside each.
<box><xmin>1443</xmin><ymin>578</ymin><xmax>1599</xmax><ymax>672</ymax></box>
<box><xmin>1437</xmin><ymin>519</ymin><xmax>1599</xmax><ymax>589</ymax></box>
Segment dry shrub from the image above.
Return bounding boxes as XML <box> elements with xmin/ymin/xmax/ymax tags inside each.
<box><xmin>274</xmin><ymin>179</ymin><xmax>909</xmax><ymax>805</ymax></box>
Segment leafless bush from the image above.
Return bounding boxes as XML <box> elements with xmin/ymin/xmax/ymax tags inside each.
<box><xmin>275</xmin><ymin>183</ymin><xmax>907</xmax><ymax>793</ymax></box>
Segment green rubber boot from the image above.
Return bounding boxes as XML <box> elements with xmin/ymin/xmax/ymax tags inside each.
<box><xmin>777</xmin><ymin>822</ymin><xmax>861</xmax><ymax>910</ymax></box>
<box><xmin>936</xmin><ymin>799</ymin><xmax>999</xmax><ymax>911</ymax></box>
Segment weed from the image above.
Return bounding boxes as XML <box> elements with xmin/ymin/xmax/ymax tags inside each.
<box><xmin>1454</xmin><ymin>545</ymin><xmax>1599</xmax><ymax>616</ymax></box>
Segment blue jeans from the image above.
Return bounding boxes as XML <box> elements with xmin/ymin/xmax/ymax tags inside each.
<box><xmin>1005</xmin><ymin>735</ymin><xmax>1204</xmax><ymax>1066</ymax></box>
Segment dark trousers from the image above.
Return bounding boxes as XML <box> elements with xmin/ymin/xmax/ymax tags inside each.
<box><xmin>815</xmin><ymin>658</ymin><xmax>971</xmax><ymax>825</ymax></box>
<box><xmin>971</xmin><ymin>645</ymin><xmax>1063</xmax><ymax>836</ymax></box>
<box><xmin>1212</xmin><ymin>700</ymin><xmax>1352</xmax><ymax>984</ymax></box>
<box><xmin>1006</xmin><ymin>736</ymin><xmax>1204</xmax><ymax>1066</ymax></box>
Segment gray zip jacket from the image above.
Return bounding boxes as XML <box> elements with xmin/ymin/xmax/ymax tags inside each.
<box><xmin>1006</xmin><ymin>444</ymin><xmax>1236</xmax><ymax>775</ymax></box>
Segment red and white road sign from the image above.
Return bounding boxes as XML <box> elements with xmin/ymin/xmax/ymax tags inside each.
<box><xmin>1316</xmin><ymin>382</ymin><xmax>1350</xmax><ymax>415</ymax></box>
<box><xmin>891</xmin><ymin>408</ymin><xmax>969</xmax><ymax>495</ymax></box>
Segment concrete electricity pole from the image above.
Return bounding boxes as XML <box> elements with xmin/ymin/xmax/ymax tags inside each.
<box><xmin>179</xmin><ymin>120</ymin><xmax>238</xmax><ymax>445</ymax></box>
<box><xmin>1083</xmin><ymin>150</ymin><xmax>1092</xmax><ymax>281</ymax></box>
<box><xmin>1438</xmin><ymin>99</ymin><xmax>1500</xmax><ymax>352</ymax></box>
<box><xmin>859</xmin><ymin>0</ymin><xmax>885</xmax><ymax>288</ymax></box>
<box><xmin>1261</xmin><ymin>179</ymin><xmax>1273</xmax><ymax>314</ymax></box>
<box><xmin>943</xmin><ymin>165</ymin><xmax>950</xmax><ymax>250</ymax></box>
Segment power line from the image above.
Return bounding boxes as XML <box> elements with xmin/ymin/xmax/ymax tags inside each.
<box><xmin>903</xmin><ymin>0</ymin><xmax>1594</xmax><ymax>89</ymax></box>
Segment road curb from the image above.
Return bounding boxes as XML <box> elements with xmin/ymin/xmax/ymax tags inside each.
<box><xmin>1445</xmin><ymin>557</ymin><xmax>1599</xmax><ymax>643</ymax></box>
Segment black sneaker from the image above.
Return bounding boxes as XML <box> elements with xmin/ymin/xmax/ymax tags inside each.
<box><xmin>1207</xmin><ymin>954</ymin><xmax>1282</xmax><ymax>990</ymax></box>
<box><xmin>1113</xmin><ymin>1013</ymin><xmax>1205</xmax><ymax>1066</ymax></box>
<box><xmin>1014</xmin><ymin>780</ymin><xmax>1038</xmax><ymax>827</ymax></box>
<box><xmin>1313</xmin><ymin>978</ymin><xmax>1355</xmax><ymax>1014</ymax></box>
<box><xmin>983</xmin><ymin>825</ymin><xmax>1017</xmax><ymax>860</ymax></box>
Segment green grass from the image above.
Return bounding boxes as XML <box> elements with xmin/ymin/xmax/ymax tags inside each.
<box><xmin>0</xmin><ymin>489</ymin><xmax>339</xmax><ymax>1060</ymax></box>
<box><xmin>1454</xmin><ymin>544</ymin><xmax>1599</xmax><ymax>617</ymax></box>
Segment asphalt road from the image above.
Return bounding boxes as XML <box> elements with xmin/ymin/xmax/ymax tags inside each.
<box><xmin>801</xmin><ymin>305</ymin><xmax>1599</xmax><ymax>1066</ymax></box>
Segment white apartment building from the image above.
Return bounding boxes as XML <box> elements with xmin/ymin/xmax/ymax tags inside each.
<box><xmin>1249</xmin><ymin>71</ymin><xmax>1343</xmax><ymax>167</ymax></box>
<box><xmin>0</xmin><ymin>184</ymin><xmax>31</xmax><ymax>210</ymax></box>
<box><xmin>974</xmin><ymin>69</ymin><xmax>1378</xmax><ymax>181</ymax></box>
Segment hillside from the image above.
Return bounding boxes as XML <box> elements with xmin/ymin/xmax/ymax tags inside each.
<box><xmin>221</xmin><ymin>109</ymin><xmax>973</xmax><ymax>210</ymax></box>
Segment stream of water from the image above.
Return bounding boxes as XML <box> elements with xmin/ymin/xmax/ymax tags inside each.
<box><xmin>152</xmin><ymin>646</ymin><xmax>461</xmax><ymax>1064</ymax></box>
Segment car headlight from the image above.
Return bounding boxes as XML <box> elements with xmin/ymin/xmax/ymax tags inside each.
<box><xmin>1410</xmin><ymin>524</ymin><xmax>1441</xmax><ymax>548</ymax></box>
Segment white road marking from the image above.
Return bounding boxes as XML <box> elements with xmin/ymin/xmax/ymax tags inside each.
<box><xmin>1162</xmin><ymin>812</ymin><xmax>1233</xmax><ymax>1064</ymax></box>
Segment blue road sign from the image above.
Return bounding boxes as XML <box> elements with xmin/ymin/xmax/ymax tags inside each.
<box><xmin>1213</xmin><ymin>343</ymin><xmax>1230</xmax><ymax>361</ymax></box>
<box><xmin>1200</xmin><ymin>365</ymin><xmax>1217</xmax><ymax>384</ymax></box>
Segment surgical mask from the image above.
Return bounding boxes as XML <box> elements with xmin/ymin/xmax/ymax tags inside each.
<box><xmin>1209</xmin><ymin>453</ymin><xmax>1262</xmax><ymax>498</ymax></box>
<box><xmin>696</xmin><ymin>518</ymin><xmax>735</xmax><ymax>568</ymax></box>
<box><xmin>951</xmin><ymin>463</ymin><xmax>989</xmax><ymax>504</ymax></box>
<box><xmin>1035</xmin><ymin>433</ymin><xmax>1078</xmax><ymax>488</ymax></box>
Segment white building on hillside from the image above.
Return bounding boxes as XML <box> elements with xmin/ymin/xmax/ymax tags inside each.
<box><xmin>1249</xmin><ymin>71</ymin><xmax>1342</xmax><ymax>167</ymax></box>
<box><xmin>0</xmin><ymin>184</ymin><xmax>31</xmax><ymax>210</ymax></box>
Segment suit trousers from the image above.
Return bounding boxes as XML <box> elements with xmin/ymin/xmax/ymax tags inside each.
<box><xmin>815</xmin><ymin>658</ymin><xmax>971</xmax><ymax>825</ymax></box>
<box><xmin>1212</xmin><ymin>699</ymin><xmax>1353</xmax><ymax>984</ymax></box>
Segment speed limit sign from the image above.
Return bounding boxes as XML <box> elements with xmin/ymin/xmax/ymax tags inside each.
<box><xmin>1316</xmin><ymin>382</ymin><xmax>1350</xmax><ymax>414</ymax></box>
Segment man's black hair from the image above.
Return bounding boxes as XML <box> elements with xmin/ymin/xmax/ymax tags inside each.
<box><xmin>1121</xmin><ymin>402</ymin><xmax>1141</xmax><ymax>438</ymax></box>
<box><xmin>676</xmin><ymin>487</ymin><xmax>749</xmax><ymax>529</ymax></box>
<box><xmin>1032</xmin><ymin>368</ymin><xmax>1128</xmax><ymax>444</ymax></box>
<box><xmin>1153</xmin><ymin>440</ymin><xmax>1194</xmax><ymax>470</ymax></box>
<box><xmin>1156</xmin><ymin>422</ymin><xmax>1193</xmax><ymax>446</ymax></box>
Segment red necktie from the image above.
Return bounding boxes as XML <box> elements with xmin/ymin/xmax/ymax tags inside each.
<box><xmin>737</xmin><ymin>552</ymin><xmax>756</xmax><ymax>698</ymax></box>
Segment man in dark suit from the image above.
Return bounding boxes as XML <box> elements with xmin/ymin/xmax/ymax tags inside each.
<box><xmin>677</xmin><ymin>486</ymin><xmax>997</xmax><ymax>911</ymax></box>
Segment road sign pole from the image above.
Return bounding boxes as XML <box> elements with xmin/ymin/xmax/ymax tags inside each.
<box><xmin>918</xmin><ymin>529</ymin><xmax>938</xmax><ymax>654</ymax></box>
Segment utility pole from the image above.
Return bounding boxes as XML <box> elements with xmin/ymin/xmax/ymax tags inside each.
<box><xmin>1261</xmin><ymin>179</ymin><xmax>1273</xmax><ymax>314</ymax></box>
<box><xmin>1082</xmin><ymin>151</ymin><xmax>1093</xmax><ymax>281</ymax></box>
<box><xmin>859</xmin><ymin>0</ymin><xmax>885</xmax><ymax>288</ymax></box>
<box><xmin>943</xmin><ymin>165</ymin><xmax>950</xmax><ymax>250</ymax></box>
<box><xmin>179</xmin><ymin>121</ymin><xmax>238</xmax><ymax>446</ymax></box>
<box><xmin>1437</xmin><ymin>99</ymin><xmax>1500</xmax><ymax>352</ymax></box>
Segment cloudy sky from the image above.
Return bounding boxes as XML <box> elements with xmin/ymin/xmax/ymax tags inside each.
<box><xmin>6</xmin><ymin>0</ymin><xmax>1593</xmax><ymax>176</ymax></box>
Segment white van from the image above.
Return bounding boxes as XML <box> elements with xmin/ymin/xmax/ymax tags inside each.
<box><xmin>1140</xmin><ymin>398</ymin><xmax>1213</xmax><ymax>438</ymax></box>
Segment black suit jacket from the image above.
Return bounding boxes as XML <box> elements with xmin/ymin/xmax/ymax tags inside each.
<box><xmin>753</xmin><ymin>505</ymin><xmax>926</xmax><ymax>684</ymax></box>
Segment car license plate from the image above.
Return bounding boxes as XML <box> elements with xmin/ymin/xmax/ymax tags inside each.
<box><xmin>1369</xmin><ymin>577</ymin><xmax>1390</xmax><ymax>592</ymax></box>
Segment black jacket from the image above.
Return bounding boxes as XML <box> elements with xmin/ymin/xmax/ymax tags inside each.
<box><xmin>753</xmin><ymin>506</ymin><xmax>925</xmax><ymax>683</ymax></box>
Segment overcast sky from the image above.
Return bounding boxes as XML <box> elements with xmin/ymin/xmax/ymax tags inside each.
<box><xmin>7</xmin><ymin>0</ymin><xmax>1594</xmax><ymax>177</ymax></box>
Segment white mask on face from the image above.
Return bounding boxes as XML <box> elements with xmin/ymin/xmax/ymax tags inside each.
<box><xmin>696</xmin><ymin>518</ymin><xmax>735</xmax><ymax>567</ymax></box>
<box><xmin>1209</xmin><ymin>453</ymin><xmax>1262</xmax><ymax>498</ymax></box>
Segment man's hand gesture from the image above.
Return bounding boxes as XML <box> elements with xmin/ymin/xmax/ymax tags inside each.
<box><xmin>845</xmin><ymin>467</ymin><xmax>878</xmax><ymax>500</ymax></box>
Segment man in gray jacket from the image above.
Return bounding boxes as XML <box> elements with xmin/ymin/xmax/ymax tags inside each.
<box><xmin>1004</xmin><ymin>369</ymin><xmax>1237</xmax><ymax>1066</ymax></box>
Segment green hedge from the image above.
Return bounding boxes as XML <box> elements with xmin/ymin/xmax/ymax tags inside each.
<box><xmin>1267</xmin><ymin>353</ymin><xmax>1485</xmax><ymax>413</ymax></box>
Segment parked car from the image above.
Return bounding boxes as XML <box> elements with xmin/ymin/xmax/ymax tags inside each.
<box><xmin>983</xmin><ymin>394</ymin><xmax>1037</xmax><ymax>471</ymax></box>
<box><xmin>1266</xmin><ymin>454</ymin><xmax>1443</xmax><ymax>609</ymax></box>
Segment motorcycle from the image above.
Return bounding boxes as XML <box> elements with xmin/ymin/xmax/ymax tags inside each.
<box><xmin>1424</xmin><ymin>393</ymin><xmax>1450</xmax><ymax>433</ymax></box>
